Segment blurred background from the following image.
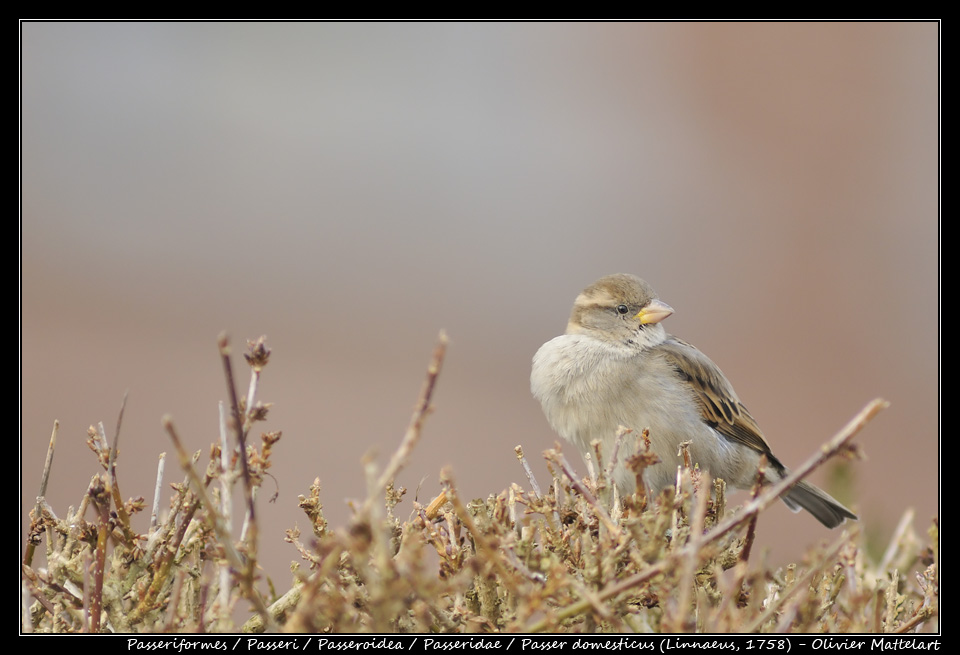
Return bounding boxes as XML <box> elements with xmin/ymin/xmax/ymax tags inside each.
<box><xmin>22</xmin><ymin>22</ymin><xmax>938</xmax><ymax>592</ymax></box>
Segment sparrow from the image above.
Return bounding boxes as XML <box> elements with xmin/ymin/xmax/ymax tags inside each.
<box><xmin>530</xmin><ymin>273</ymin><xmax>856</xmax><ymax>528</ymax></box>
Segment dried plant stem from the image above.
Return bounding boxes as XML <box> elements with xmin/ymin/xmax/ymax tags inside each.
<box><xmin>107</xmin><ymin>393</ymin><xmax>126</xmax><ymax>516</ymax></box>
<box><xmin>217</xmin><ymin>400</ymin><xmax>232</xmax><ymax>629</ymax></box>
<box><xmin>241</xmin><ymin>584</ymin><xmax>302</xmax><ymax>633</ymax></box>
<box><xmin>571</xmin><ymin>577</ymin><xmax>619</xmax><ymax>627</ymax></box>
<box><xmin>36</xmin><ymin>419</ymin><xmax>58</xmax><ymax>512</ymax></box>
<box><xmin>245</xmin><ymin>368</ymin><xmax>260</xmax><ymax>432</ymax></box>
<box><xmin>161</xmin><ymin>415</ymin><xmax>275</xmax><ymax>631</ymax></box>
<box><xmin>517</xmin><ymin>444</ymin><xmax>561</xmax><ymax>528</ymax></box>
<box><xmin>442</xmin><ymin>469</ymin><xmax>519</xmax><ymax>593</ymax></box>
<box><xmin>362</xmin><ymin>454</ymin><xmax>395</xmax><ymax>633</ymax></box>
<box><xmin>240</xmin><ymin>487</ymin><xmax>259</xmax><ymax>543</ymax></box>
<box><xmin>218</xmin><ymin>331</ymin><xmax>268</xmax><ymax>631</ymax></box>
<box><xmin>894</xmin><ymin>606</ymin><xmax>936</xmax><ymax>633</ymax></box>
<box><xmin>278</xmin><ymin>545</ymin><xmax>348</xmax><ymax>633</ymax></box>
<box><xmin>239</xmin><ymin>363</ymin><xmax>264</xmax><ymax>546</ymax></box>
<box><xmin>105</xmin><ymin>394</ymin><xmax>138</xmax><ymax>546</ymax></box>
<box><xmin>82</xmin><ymin>550</ymin><xmax>91</xmax><ymax>632</ymax></box>
<box><xmin>22</xmin><ymin>566</ymin><xmax>78</xmax><ymax>629</ymax></box>
<box><xmin>363</xmin><ymin>331</ymin><xmax>447</xmax><ymax>516</ymax></box>
<box><xmin>21</xmin><ymin>581</ymin><xmax>32</xmax><ymax>633</ymax></box>
<box><xmin>128</xmin><ymin>493</ymin><xmax>200</xmax><ymax>625</ymax></box>
<box><xmin>164</xmin><ymin>571</ymin><xmax>186</xmax><ymax>632</ymax></box>
<box><xmin>218</xmin><ymin>333</ymin><xmax>257</xmax><ymax>549</ymax></box>
<box><xmin>879</xmin><ymin>508</ymin><xmax>915</xmax><ymax>574</ymax></box>
<box><xmin>197</xmin><ymin>581</ymin><xmax>209</xmax><ymax>634</ymax></box>
<box><xmin>144</xmin><ymin>469</ymin><xmax>192</xmax><ymax>564</ymax></box>
<box><xmin>744</xmin><ymin>532</ymin><xmax>851</xmax><ymax>632</ymax></box>
<box><xmin>424</xmin><ymin>490</ymin><xmax>448</xmax><ymax>520</ymax></box>
<box><xmin>545</xmin><ymin>448</ymin><xmax>621</xmax><ymax>538</ymax></box>
<box><xmin>90</xmin><ymin>488</ymin><xmax>110</xmax><ymax>632</ymax></box>
<box><xmin>603</xmin><ymin>426</ymin><xmax>631</xmax><ymax>485</ymax></box>
<box><xmin>25</xmin><ymin>420</ymin><xmax>59</xmax><ymax>567</ymax></box>
<box><xmin>149</xmin><ymin>453</ymin><xmax>166</xmax><ymax>534</ymax></box>
<box><xmin>665</xmin><ymin>472</ymin><xmax>710</xmax><ymax>633</ymax></box>
<box><xmin>514</xmin><ymin>445</ymin><xmax>543</xmax><ymax>499</ymax></box>
<box><xmin>740</xmin><ymin>454</ymin><xmax>767</xmax><ymax>565</ymax></box>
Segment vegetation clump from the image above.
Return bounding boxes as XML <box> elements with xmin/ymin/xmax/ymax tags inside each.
<box><xmin>22</xmin><ymin>334</ymin><xmax>937</xmax><ymax>634</ymax></box>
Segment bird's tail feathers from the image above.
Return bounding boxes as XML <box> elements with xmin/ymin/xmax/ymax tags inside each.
<box><xmin>781</xmin><ymin>479</ymin><xmax>857</xmax><ymax>529</ymax></box>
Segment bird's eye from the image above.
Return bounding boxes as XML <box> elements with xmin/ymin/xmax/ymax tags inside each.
<box><xmin>616</xmin><ymin>304</ymin><xmax>630</xmax><ymax>315</ymax></box>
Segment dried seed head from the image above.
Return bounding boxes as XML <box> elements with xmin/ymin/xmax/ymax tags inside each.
<box><xmin>244</xmin><ymin>336</ymin><xmax>271</xmax><ymax>370</ymax></box>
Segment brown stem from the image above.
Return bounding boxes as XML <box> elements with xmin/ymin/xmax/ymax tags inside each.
<box><xmin>89</xmin><ymin>483</ymin><xmax>111</xmax><ymax>633</ymax></box>
<box><xmin>545</xmin><ymin>447</ymin><xmax>622</xmax><ymax>538</ymax></box>
<box><xmin>743</xmin><ymin>532</ymin><xmax>850</xmax><ymax>632</ymax></box>
<box><xmin>24</xmin><ymin>420</ymin><xmax>59</xmax><ymax>567</ymax></box>
<box><xmin>740</xmin><ymin>454</ymin><xmax>767</xmax><ymax>565</ymax></box>
<box><xmin>162</xmin><ymin>414</ymin><xmax>276</xmax><ymax>631</ymax></box>
<box><xmin>358</xmin><ymin>332</ymin><xmax>447</xmax><ymax>522</ymax></box>
<box><xmin>218</xmin><ymin>333</ymin><xmax>257</xmax><ymax>550</ymax></box>
<box><xmin>105</xmin><ymin>392</ymin><xmax>139</xmax><ymax>547</ymax></box>
<box><xmin>128</xmin><ymin>497</ymin><xmax>200</xmax><ymax>625</ymax></box>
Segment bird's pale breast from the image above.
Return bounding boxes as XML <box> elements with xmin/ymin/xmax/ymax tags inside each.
<box><xmin>531</xmin><ymin>333</ymin><xmax>759</xmax><ymax>494</ymax></box>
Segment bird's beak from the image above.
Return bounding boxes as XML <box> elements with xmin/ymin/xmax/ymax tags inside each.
<box><xmin>635</xmin><ymin>299</ymin><xmax>674</xmax><ymax>325</ymax></box>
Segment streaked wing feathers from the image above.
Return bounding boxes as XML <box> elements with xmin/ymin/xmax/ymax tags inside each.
<box><xmin>657</xmin><ymin>336</ymin><xmax>780</xmax><ymax>466</ymax></box>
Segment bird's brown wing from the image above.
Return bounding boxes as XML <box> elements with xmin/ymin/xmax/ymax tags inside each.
<box><xmin>656</xmin><ymin>336</ymin><xmax>783</xmax><ymax>468</ymax></box>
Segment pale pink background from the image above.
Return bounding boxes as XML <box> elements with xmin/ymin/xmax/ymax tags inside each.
<box><xmin>22</xmin><ymin>23</ymin><xmax>938</xmax><ymax>592</ymax></box>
